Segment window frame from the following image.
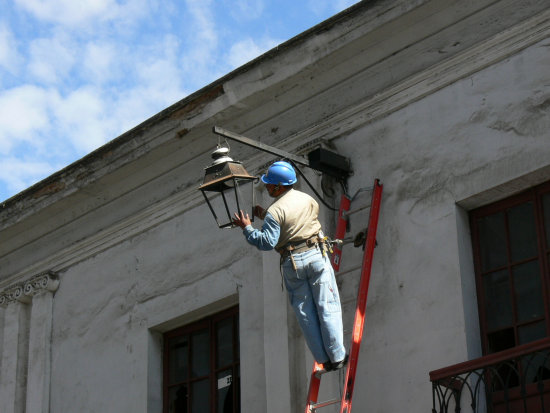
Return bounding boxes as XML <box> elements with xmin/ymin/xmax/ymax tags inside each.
<box><xmin>163</xmin><ymin>305</ymin><xmax>240</xmax><ymax>413</ymax></box>
<box><xmin>470</xmin><ymin>182</ymin><xmax>550</xmax><ymax>356</ymax></box>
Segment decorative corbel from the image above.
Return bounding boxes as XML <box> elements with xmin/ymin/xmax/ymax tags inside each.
<box><xmin>0</xmin><ymin>283</ymin><xmax>31</xmax><ymax>307</ymax></box>
<box><xmin>0</xmin><ymin>271</ymin><xmax>59</xmax><ymax>307</ymax></box>
<box><xmin>23</xmin><ymin>271</ymin><xmax>60</xmax><ymax>298</ymax></box>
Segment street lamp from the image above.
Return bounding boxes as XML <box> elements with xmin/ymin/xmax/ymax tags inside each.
<box><xmin>199</xmin><ymin>146</ymin><xmax>257</xmax><ymax>228</ymax></box>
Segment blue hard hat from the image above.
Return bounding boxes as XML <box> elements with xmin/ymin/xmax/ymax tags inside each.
<box><xmin>261</xmin><ymin>161</ymin><xmax>297</xmax><ymax>185</ymax></box>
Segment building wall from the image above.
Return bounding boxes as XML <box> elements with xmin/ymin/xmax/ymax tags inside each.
<box><xmin>333</xmin><ymin>35</ymin><xmax>550</xmax><ymax>412</ymax></box>
<box><xmin>1</xmin><ymin>1</ymin><xmax>549</xmax><ymax>412</ymax></box>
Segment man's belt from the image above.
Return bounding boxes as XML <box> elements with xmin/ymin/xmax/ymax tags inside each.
<box><xmin>276</xmin><ymin>235</ymin><xmax>321</xmax><ymax>258</ymax></box>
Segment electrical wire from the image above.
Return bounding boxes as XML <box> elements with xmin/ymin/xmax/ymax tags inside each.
<box><xmin>288</xmin><ymin>160</ymin><xmax>340</xmax><ymax>211</ymax></box>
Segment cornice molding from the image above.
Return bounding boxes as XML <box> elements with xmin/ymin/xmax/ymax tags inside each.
<box><xmin>0</xmin><ymin>271</ymin><xmax>59</xmax><ymax>307</ymax></box>
<box><xmin>1</xmin><ymin>9</ymin><xmax>548</xmax><ymax>288</ymax></box>
<box><xmin>287</xmin><ymin>7</ymin><xmax>550</xmax><ymax>144</ymax></box>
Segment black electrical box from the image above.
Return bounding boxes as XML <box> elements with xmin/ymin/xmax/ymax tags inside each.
<box><xmin>307</xmin><ymin>148</ymin><xmax>351</xmax><ymax>180</ymax></box>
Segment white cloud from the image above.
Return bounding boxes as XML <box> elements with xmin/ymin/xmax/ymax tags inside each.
<box><xmin>109</xmin><ymin>37</ymin><xmax>188</xmax><ymax>131</ymax></box>
<box><xmin>82</xmin><ymin>42</ymin><xmax>118</xmax><ymax>85</ymax></box>
<box><xmin>137</xmin><ymin>58</ymin><xmax>185</xmax><ymax>104</ymax></box>
<box><xmin>14</xmin><ymin>0</ymin><xmax>151</xmax><ymax>30</ymax></box>
<box><xmin>0</xmin><ymin>84</ymin><xmax>109</xmax><ymax>159</ymax></box>
<box><xmin>0</xmin><ymin>85</ymin><xmax>55</xmax><ymax>153</ymax></box>
<box><xmin>183</xmin><ymin>0</ymin><xmax>218</xmax><ymax>64</ymax></box>
<box><xmin>15</xmin><ymin>0</ymin><xmax>116</xmax><ymax>26</ymax></box>
<box><xmin>0</xmin><ymin>156</ymin><xmax>58</xmax><ymax>197</ymax></box>
<box><xmin>226</xmin><ymin>37</ymin><xmax>279</xmax><ymax>68</ymax></box>
<box><xmin>0</xmin><ymin>32</ymin><xmax>187</xmax><ymax>167</ymax></box>
<box><xmin>185</xmin><ymin>0</ymin><xmax>217</xmax><ymax>46</ymax></box>
<box><xmin>233</xmin><ymin>0</ymin><xmax>265</xmax><ymax>20</ymax></box>
<box><xmin>53</xmin><ymin>86</ymin><xmax>110</xmax><ymax>153</ymax></box>
<box><xmin>170</xmin><ymin>0</ymin><xmax>225</xmax><ymax>90</ymax></box>
<box><xmin>27</xmin><ymin>35</ymin><xmax>76</xmax><ymax>85</ymax></box>
<box><xmin>0</xmin><ymin>23</ymin><xmax>22</xmax><ymax>75</ymax></box>
<box><xmin>54</xmin><ymin>38</ymin><xmax>187</xmax><ymax>155</ymax></box>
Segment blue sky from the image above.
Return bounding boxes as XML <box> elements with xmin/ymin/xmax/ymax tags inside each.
<box><xmin>0</xmin><ymin>0</ymin><xmax>358</xmax><ymax>203</ymax></box>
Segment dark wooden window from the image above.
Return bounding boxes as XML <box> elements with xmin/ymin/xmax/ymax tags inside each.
<box><xmin>471</xmin><ymin>182</ymin><xmax>550</xmax><ymax>356</ymax></box>
<box><xmin>163</xmin><ymin>306</ymin><xmax>240</xmax><ymax>413</ymax></box>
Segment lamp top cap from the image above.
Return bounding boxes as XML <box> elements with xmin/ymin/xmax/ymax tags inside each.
<box><xmin>210</xmin><ymin>146</ymin><xmax>233</xmax><ymax>166</ymax></box>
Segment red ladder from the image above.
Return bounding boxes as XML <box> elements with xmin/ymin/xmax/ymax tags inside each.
<box><xmin>305</xmin><ymin>179</ymin><xmax>383</xmax><ymax>413</ymax></box>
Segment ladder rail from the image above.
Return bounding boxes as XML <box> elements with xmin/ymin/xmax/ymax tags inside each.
<box><xmin>304</xmin><ymin>179</ymin><xmax>383</xmax><ymax>413</ymax></box>
<box><xmin>339</xmin><ymin>179</ymin><xmax>383</xmax><ymax>413</ymax></box>
<box><xmin>305</xmin><ymin>362</ymin><xmax>323</xmax><ymax>413</ymax></box>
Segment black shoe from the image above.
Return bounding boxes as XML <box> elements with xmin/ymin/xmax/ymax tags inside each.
<box><xmin>324</xmin><ymin>354</ymin><xmax>348</xmax><ymax>372</ymax></box>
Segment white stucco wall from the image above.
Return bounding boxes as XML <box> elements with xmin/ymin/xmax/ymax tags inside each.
<box><xmin>331</xmin><ymin>36</ymin><xmax>550</xmax><ymax>412</ymax></box>
<box><xmin>40</xmin><ymin>35</ymin><xmax>549</xmax><ymax>413</ymax></box>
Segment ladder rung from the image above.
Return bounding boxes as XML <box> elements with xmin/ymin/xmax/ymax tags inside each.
<box><xmin>311</xmin><ymin>398</ymin><xmax>340</xmax><ymax>409</ymax></box>
<box><xmin>342</xmin><ymin>204</ymin><xmax>371</xmax><ymax>217</ymax></box>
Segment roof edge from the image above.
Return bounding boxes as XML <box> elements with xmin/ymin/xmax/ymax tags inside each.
<box><xmin>0</xmin><ymin>0</ymin><xmax>385</xmax><ymax>213</ymax></box>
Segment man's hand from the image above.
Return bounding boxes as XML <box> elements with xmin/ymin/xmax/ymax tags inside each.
<box><xmin>253</xmin><ymin>205</ymin><xmax>266</xmax><ymax>220</ymax></box>
<box><xmin>233</xmin><ymin>210</ymin><xmax>251</xmax><ymax>229</ymax></box>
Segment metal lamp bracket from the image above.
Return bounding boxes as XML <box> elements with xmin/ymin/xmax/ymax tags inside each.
<box><xmin>212</xmin><ymin>126</ymin><xmax>351</xmax><ymax>182</ymax></box>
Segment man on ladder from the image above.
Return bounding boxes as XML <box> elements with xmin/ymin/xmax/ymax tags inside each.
<box><xmin>232</xmin><ymin>160</ymin><xmax>348</xmax><ymax>371</ymax></box>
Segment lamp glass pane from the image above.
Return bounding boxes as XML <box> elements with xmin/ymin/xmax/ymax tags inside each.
<box><xmin>202</xmin><ymin>178</ymin><xmax>255</xmax><ymax>228</ymax></box>
<box><xmin>234</xmin><ymin>178</ymin><xmax>255</xmax><ymax>221</ymax></box>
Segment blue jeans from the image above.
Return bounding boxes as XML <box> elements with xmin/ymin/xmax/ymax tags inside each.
<box><xmin>282</xmin><ymin>247</ymin><xmax>346</xmax><ymax>364</ymax></box>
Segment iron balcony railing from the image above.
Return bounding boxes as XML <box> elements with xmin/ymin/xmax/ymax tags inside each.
<box><xmin>430</xmin><ymin>338</ymin><xmax>550</xmax><ymax>413</ymax></box>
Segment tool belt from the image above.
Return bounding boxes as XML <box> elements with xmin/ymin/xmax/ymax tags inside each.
<box><xmin>276</xmin><ymin>235</ymin><xmax>322</xmax><ymax>259</ymax></box>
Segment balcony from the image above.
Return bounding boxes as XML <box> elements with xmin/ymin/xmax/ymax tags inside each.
<box><xmin>430</xmin><ymin>338</ymin><xmax>550</xmax><ymax>413</ymax></box>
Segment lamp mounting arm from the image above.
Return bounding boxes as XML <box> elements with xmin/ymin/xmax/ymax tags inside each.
<box><xmin>212</xmin><ymin>126</ymin><xmax>310</xmax><ymax>168</ymax></box>
<box><xmin>212</xmin><ymin>126</ymin><xmax>352</xmax><ymax>212</ymax></box>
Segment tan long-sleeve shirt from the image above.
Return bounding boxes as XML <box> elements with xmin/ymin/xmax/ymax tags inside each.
<box><xmin>266</xmin><ymin>188</ymin><xmax>322</xmax><ymax>249</ymax></box>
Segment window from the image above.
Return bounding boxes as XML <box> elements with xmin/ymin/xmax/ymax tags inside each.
<box><xmin>470</xmin><ymin>182</ymin><xmax>550</xmax><ymax>355</ymax></box>
<box><xmin>163</xmin><ymin>306</ymin><xmax>240</xmax><ymax>413</ymax></box>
